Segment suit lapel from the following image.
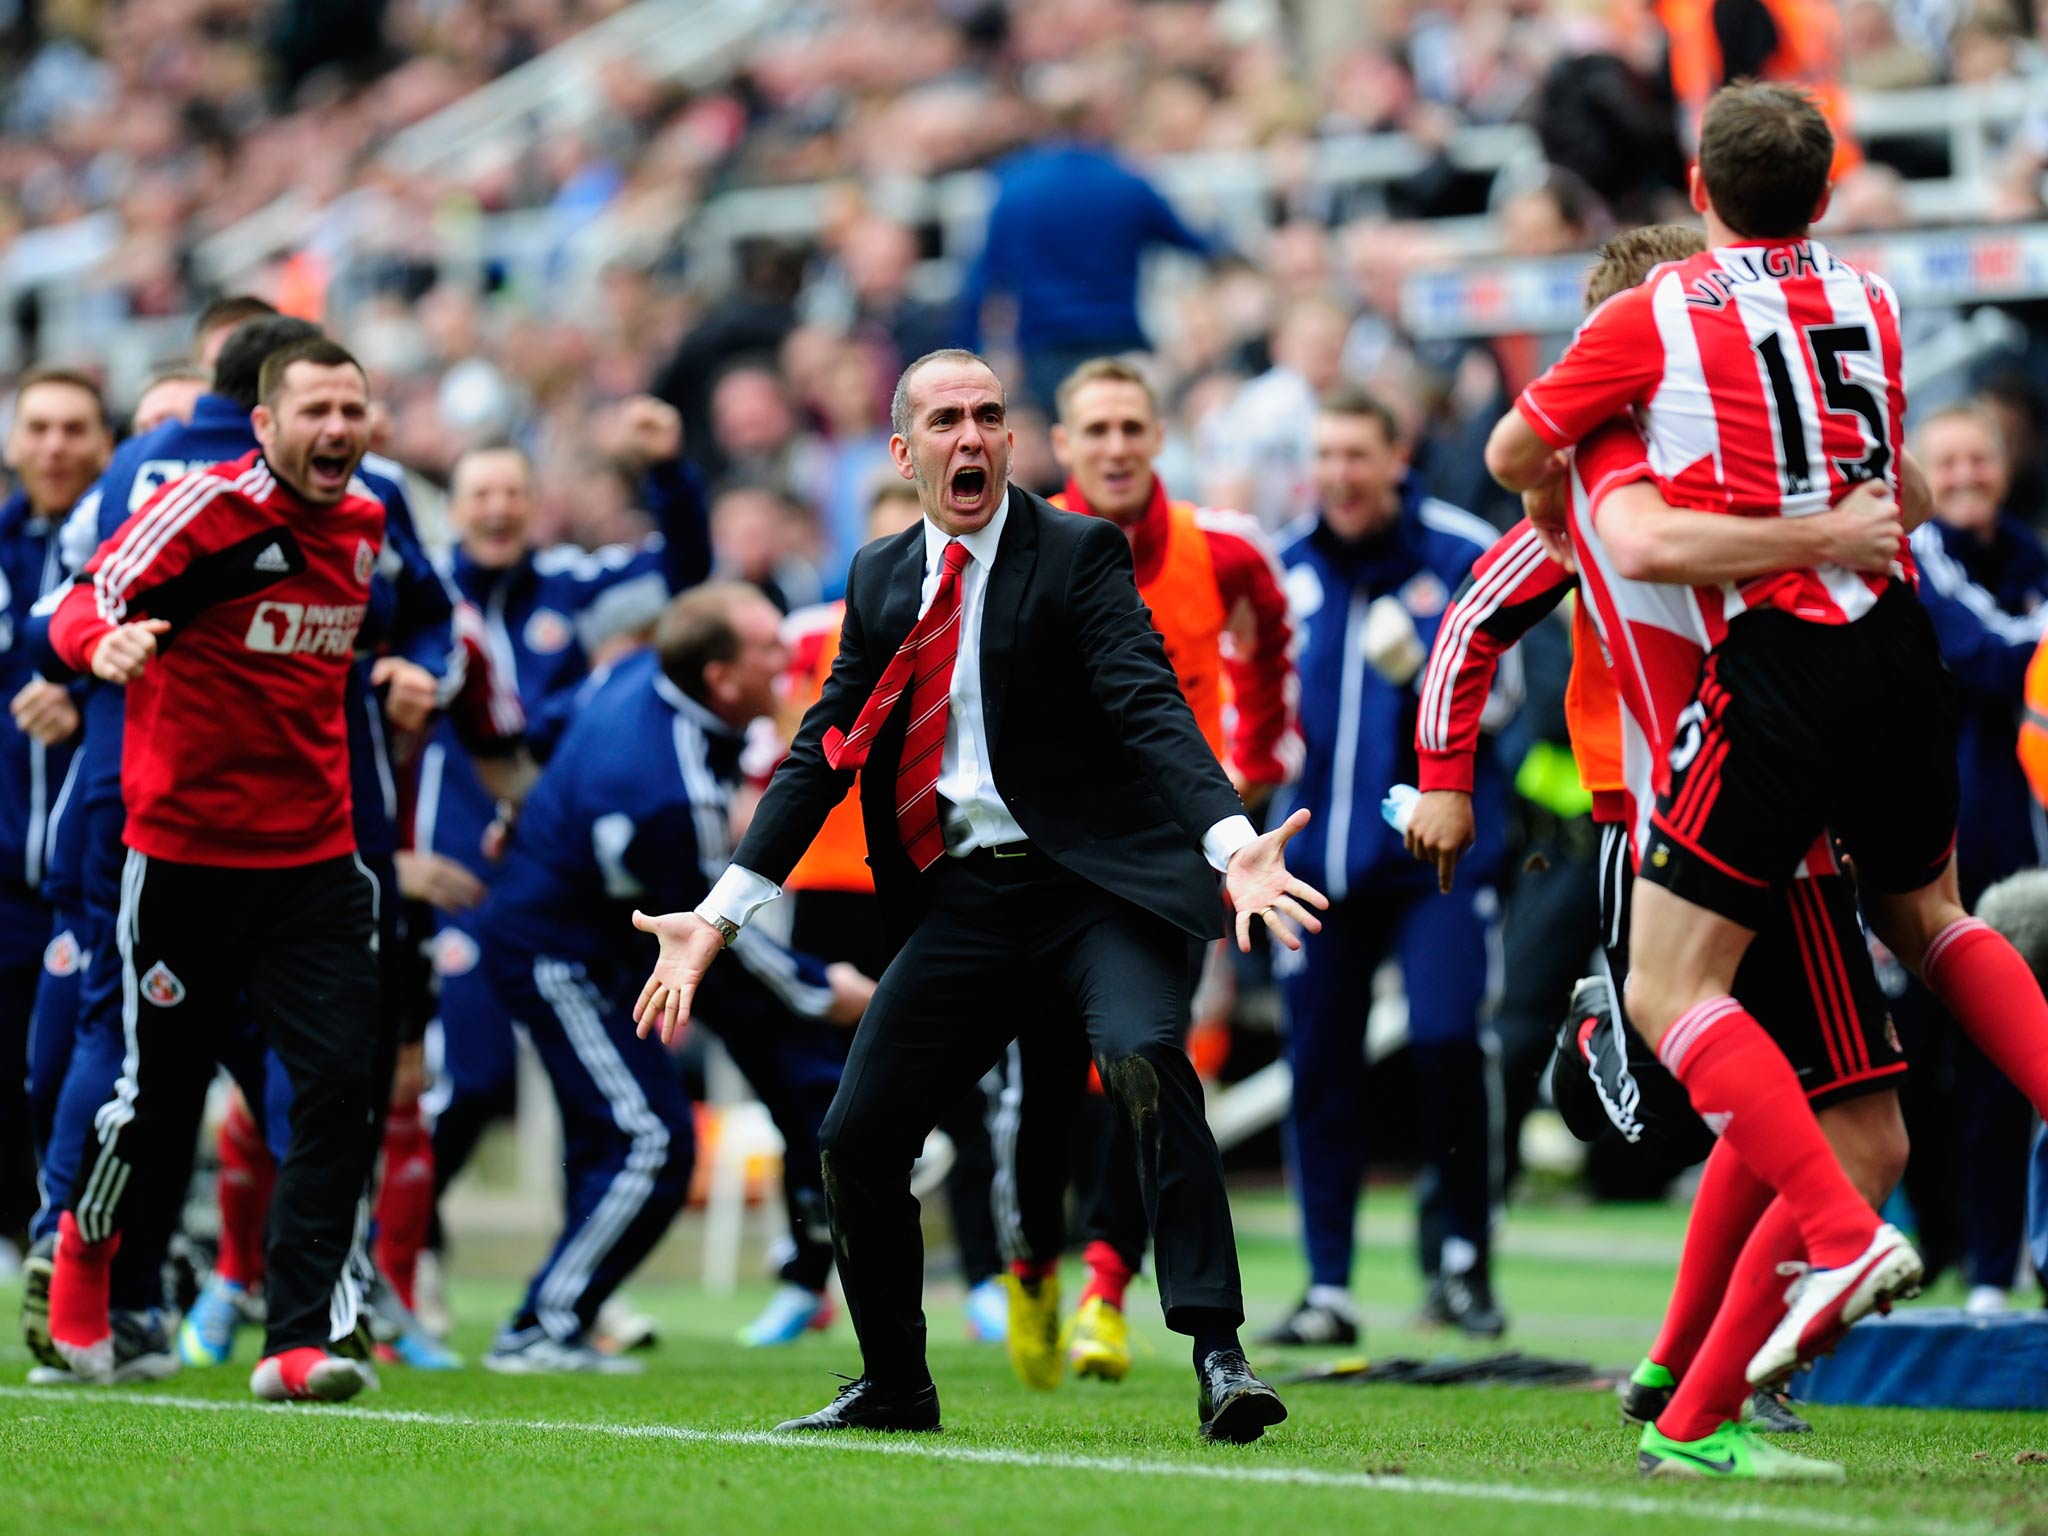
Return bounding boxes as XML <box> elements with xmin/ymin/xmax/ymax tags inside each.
<box><xmin>977</xmin><ymin>484</ymin><xmax>1038</xmax><ymax>755</ymax></box>
<box><xmin>872</xmin><ymin>524</ymin><xmax>928</xmax><ymax>661</ymax></box>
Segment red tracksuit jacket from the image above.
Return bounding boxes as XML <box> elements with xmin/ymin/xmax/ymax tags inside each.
<box><xmin>49</xmin><ymin>450</ymin><xmax>385</xmax><ymax>868</ymax></box>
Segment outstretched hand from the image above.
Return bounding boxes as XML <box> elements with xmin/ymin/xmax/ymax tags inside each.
<box><xmin>1224</xmin><ymin>807</ymin><xmax>1330</xmax><ymax>954</ymax></box>
<box><xmin>631</xmin><ymin>909</ymin><xmax>726</xmax><ymax>1045</ymax></box>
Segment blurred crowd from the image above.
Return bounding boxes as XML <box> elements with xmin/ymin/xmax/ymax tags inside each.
<box><xmin>5</xmin><ymin>0</ymin><xmax>2048</xmax><ymax>581</ymax></box>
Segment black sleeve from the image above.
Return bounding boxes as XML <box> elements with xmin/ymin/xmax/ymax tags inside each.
<box><xmin>1069</xmin><ymin>516</ymin><xmax>1246</xmax><ymax>845</ymax></box>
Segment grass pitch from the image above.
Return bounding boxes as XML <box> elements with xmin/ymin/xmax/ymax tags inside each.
<box><xmin>1</xmin><ymin>1190</ymin><xmax>2043</xmax><ymax>1536</ymax></box>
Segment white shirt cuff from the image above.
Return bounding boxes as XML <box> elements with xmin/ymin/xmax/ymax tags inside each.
<box><xmin>1202</xmin><ymin>814</ymin><xmax>1258</xmax><ymax>875</ymax></box>
<box><xmin>696</xmin><ymin>865</ymin><xmax>783</xmax><ymax>932</ymax></box>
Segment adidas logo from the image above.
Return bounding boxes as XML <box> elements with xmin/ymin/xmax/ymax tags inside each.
<box><xmin>254</xmin><ymin>543</ymin><xmax>289</xmax><ymax>573</ymax></box>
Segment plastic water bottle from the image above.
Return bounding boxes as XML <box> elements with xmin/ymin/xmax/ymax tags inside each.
<box><xmin>1382</xmin><ymin>783</ymin><xmax>1421</xmax><ymax>836</ymax></box>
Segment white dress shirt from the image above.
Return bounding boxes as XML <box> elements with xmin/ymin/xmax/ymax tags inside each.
<box><xmin>699</xmin><ymin>502</ymin><xmax>1257</xmax><ymax>933</ymax></box>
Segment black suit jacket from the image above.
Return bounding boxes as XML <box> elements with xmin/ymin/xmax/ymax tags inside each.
<box><xmin>735</xmin><ymin>485</ymin><xmax>1246</xmax><ymax>943</ymax></box>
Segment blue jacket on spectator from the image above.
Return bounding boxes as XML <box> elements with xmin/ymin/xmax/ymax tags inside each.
<box><xmin>486</xmin><ymin>649</ymin><xmax>835</xmax><ymax>1024</ymax></box>
<box><xmin>0</xmin><ymin>489</ymin><xmax>77</xmax><ymax>913</ymax></box>
<box><xmin>1910</xmin><ymin>522</ymin><xmax>2048</xmax><ymax>900</ymax></box>
<box><xmin>417</xmin><ymin>461</ymin><xmax>710</xmax><ymax>878</ymax></box>
<box><xmin>1275</xmin><ymin>478</ymin><xmax>1513</xmax><ymax>902</ymax></box>
<box><xmin>958</xmin><ymin>140</ymin><xmax>1213</xmax><ymax>355</ymax></box>
<box><xmin>1933</xmin><ymin>514</ymin><xmax>2048</xmax><ymax>624</ymax></box>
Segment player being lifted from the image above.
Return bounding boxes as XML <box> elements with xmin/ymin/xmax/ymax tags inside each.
<box><xmin>1420</xmin><ymin>222</ymin><xmax>1917</xmax><ymax>1481</ymax></box>
<box><xmin>1485</xmin><ymin>82</ymin><xmax>2048</xmax><ymax>1391</ymax></box>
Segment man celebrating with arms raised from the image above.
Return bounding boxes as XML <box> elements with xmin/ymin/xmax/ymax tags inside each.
<box><xmin>633</xmin><ymin>349</ymin><xmax>1323</xmax><ymax>1442</ymax></box>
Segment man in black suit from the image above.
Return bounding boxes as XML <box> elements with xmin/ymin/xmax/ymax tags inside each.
<box><xmin>631</xmin><ymin>349</ymin><xmax>1326</xmax><ymax>1442</ymax></box>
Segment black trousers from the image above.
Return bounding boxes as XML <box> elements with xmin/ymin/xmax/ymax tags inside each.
<box><xmin>819</xmin><ymin>849</ymin><xmax>1241</xmax><ymax>1388</ymax></box>
<box><xmin>996</xmin><ymin>1004</ymin><xmax>1171</xmax><ymax>1274</ymax></box>
<box><xmin>68</xmin><ymin>850</ymin><xmax>379</xmax><ymax>1355</ymax></box>
<box><xmin>792</xmin><ymin>887</ymin><xmax>1004</xmax><ymax>1291</ymax></box>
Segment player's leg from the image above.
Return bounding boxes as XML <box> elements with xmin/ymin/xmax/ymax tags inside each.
<box><xmin>175</xmin><ymin>1084</ymin><xmax>274</xmax><ymax>1368</ymax></box>
<box><xmin>986</xmin><ymin>1020</ymin><xmax>1086</xmax><ymax>1389</ymax></box>
<box><xmin>373</xmin><ymin>1042</ymin><xmax>435</xmax><ymax>1316</ymax></box>
<box><xmin>1069</xmin><ymin>1091</ymin><xmax>1147</xmax><ymax>1383</ymax></box>
<box><xmin>1628</xmin><ymin>633</ymin><xmax>1894</xmax><ymax>1279</ymax></box>
<box><xmin>1493</xmin><ymin>830</ymin><xmax>1603</xmax><ymax>1193</ymax></box>
<box><xmin>1865</xmin><ymin>859</ymin><xmax>2048</xmax><ymax>1120</ymax></box>
<box><xmin>1624</xmin><ymin>1140</ymin><xmax>1773</xmax><ymax>1409</ymax></box>
<box><xmin>49</xmin><ymin>853</ymin><xmax>237</xmax><ymax>1382</ymax></box>
<box><xmin>1557</xmin><ymin>827</ymin><xmax>1757</xmax><ymax>1419</ymax></box>
<box><xmin>931</xmin><ymin>1081</ymin><xmax>1006</xmax><ymax>1341</ymax></box>
<box><xmin>1397</xmin><ymin>880</ymin><xmax>1504</xmax><ymax>1337</ymax></box>
<box><xmin>1265</xmin><ymin>894</ymin><xmax>1383</xmax><ymax>1345</ymax></box>
<box><xmin>712</xmin><ymin>998</ymin><xmax>850</xmax><ymax>1348</ymax></box>
<box><xmin>241</xmin><ymin>856</ymin><xmax>381</xmax><ymax>1401</ymax></box>
<box><xmin>1841</xmin><ymin>585</ymin><xmax>2048</xmax><ymax>1115</ymax></box>
<box><xmin>24</xmin><ymin>913</ymin><xmax>86</xmax><ymax>1222</ymax></box>
<box><xmin>782</xmin><ymin>890</ymin><xmax>1026</xmax><ymax>1427</ymax></box>
<box><xmin>0</xmin><ymin>894</ymin><xmax>47</xmax><ymax>1240</ymax></box>
<box><xmin>425</xmin><ymin>911</ymin><xmax>519</xmax><ymax>1198</ymax></box>
<box><xmin>1641</xmin><ymin>1088</ymin><xmax>1908</xmax><ymax>1479</ymax></box>
<box><xmin>1637</xmin><ymin>870</ymin><xmax>1906</xmax><ymax>1419</ymax></box>
<box><xmin>1055</xmin><ymin>889</ymin><xmax>1285</xmax><ymax>1444</ymax></box>
<box><xmin>483</xmin><ymin>950</ymin><xmax>692</xmax><ymax>1373</ymax></box>
<box><xmin>378</xmin><ymin>891</ymin><xmax>447</xmax><ymax>1330</ymax></box>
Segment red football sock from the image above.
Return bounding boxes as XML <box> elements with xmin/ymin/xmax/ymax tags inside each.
<box><xmin>373</xmin><ymin>1105</ymin><xmax>435</xmax><ymax>1312</ymax></box>
<box><xmin>1922</xmin><ymin>917</ymin><xmax>2048</xmax><ymax>1118</ymax></box>
<box><xmin>214</xmin><ymin>1095</ymin><xmax>276</xmax><ymax>1291</ymax></box>
<box><xmin>50</xmin><ymin>1212</ymin><xmax>117</xmax><ymax>1348</ymax></box>
<box><xmin>1658</xmin><ymin>997</ymin><xmax>1874</xmax><ymax>1269</ymax></box>
<box><xmin>1657</xmin><ymin>1196</ymin><xmax>1803</xmax><ymax>1441</ymax></box>
<box><xmin>1078</xmin><ymin>1240</ymin><xmax>1135</xmax><ymax>1311</ymax></box>
<box><xmin>1010</xmin><ymin>1257</ymin><xmax>1057</xmax><ymax>1286</ymax></box>
<box><xmin>1647</xmin><ymin>1137</ymin><xmax>1775</xmax><ymax>1378</ymax></box>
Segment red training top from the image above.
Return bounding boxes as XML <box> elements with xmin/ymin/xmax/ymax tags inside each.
<box><xmin>49</xmin><ymin>450</ymin><xmax>385</xmax><ymax>868</ymax></box>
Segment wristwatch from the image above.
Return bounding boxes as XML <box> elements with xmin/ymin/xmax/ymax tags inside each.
<box><xmin>704</xmin><ymin>914</ymin><xmax>742</xmax><ymax>949</ymax></box>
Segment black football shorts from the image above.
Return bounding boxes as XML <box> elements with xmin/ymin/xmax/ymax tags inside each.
<box><xmin>1639</xmin><ymin>582</ymin><xmax>1959</xmax><ymax>932</ymax></box>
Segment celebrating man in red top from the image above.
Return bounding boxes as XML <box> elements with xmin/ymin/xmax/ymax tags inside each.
<box><xmin>1485</xmin><ymin>83</ymin><xmax>2048</xmax><ymax>1390</ymax></box>
<box><xmin>40</xmin><ymin>337</ymin><xmax>387</xmax><ymax>1404</ymax></box>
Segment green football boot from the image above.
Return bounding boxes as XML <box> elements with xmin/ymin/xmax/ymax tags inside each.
<box><xmin>1637</xmin><ymin>1420</ymin><xmax>1845</xmax><ymax>1482</ymax></box>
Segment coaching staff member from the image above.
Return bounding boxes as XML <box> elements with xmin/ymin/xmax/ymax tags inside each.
<box><xmin>40</xmin><ymin>337</ymin><xmax>385</xmax><ymax>1404</ymax></box>
<box><xmin>632</xmin><ymin>349</ymin><xmax>1325</xmax><ymax>1442</ymax></box>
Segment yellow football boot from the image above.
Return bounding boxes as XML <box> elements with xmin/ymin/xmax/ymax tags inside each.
<box><xmin>1067</xmin><ymin>1295</ymin><xmax>1130</xmax><ymax>1383</ymax></box>
<box><xmin>1004</xmin><ymin>1272</ymin><xmax>1064</xmax><ymax>1390</ymax></box>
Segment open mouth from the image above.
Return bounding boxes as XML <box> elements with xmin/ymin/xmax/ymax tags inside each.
<box><xmin>950</xmin><ymin>465</ymin><xmax>987</xmax><ymax>502</ymax></box>
<box><xmin>309</xmin><ymin>452</ymin><xmax>351</xmax><ymax>484</ymax></box>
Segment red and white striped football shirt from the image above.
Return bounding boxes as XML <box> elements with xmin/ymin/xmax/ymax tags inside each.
<box><xmin>1520</xmin><ymin>237</ymin><xmax>1908</xmax><ymax>628</ymax></box>
<box><xmin>1566</xmin><ymin>417</ymin><xmax>1835</xmax><ymax>880</ymax></box>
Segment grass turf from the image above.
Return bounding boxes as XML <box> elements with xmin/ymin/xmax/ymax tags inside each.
<box><xmin>1</xmin><ymin>1190</ymin><xmax>2043</xmax><ymax>1536</ymax></box>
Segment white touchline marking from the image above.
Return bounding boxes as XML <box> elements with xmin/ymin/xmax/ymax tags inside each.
<box><xmin>0</xmin><ymin>1387</ymin><xmax>1984</xmax><ymax>1536</ymax></box>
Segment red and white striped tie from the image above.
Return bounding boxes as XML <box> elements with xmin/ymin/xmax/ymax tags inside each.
<box><xmin>822</xmin><ymin>539</ymin><xmax>971</xmax><ymax>869</ymax></box>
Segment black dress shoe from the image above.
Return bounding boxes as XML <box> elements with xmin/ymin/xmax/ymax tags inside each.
<box><xmin>1196</xmin><ymin>1349</ymin><xmax>1287</xmax><ymax>1443</ymax></box>
<box><xmin>773</xmin><ymin>1375</ymin><xmax>942</xmax><ymax>1433</ymax></box>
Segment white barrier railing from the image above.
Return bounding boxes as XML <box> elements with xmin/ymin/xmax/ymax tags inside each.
<box><xmin>677</xmin><ymin>78</ymin><xmax>2043</xmax><ymax>288</ymax></box>
<box><xmin>1399</xmin><ymin>220</ymin><xmax>2048</xmax><ymax>340</ymax></box>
